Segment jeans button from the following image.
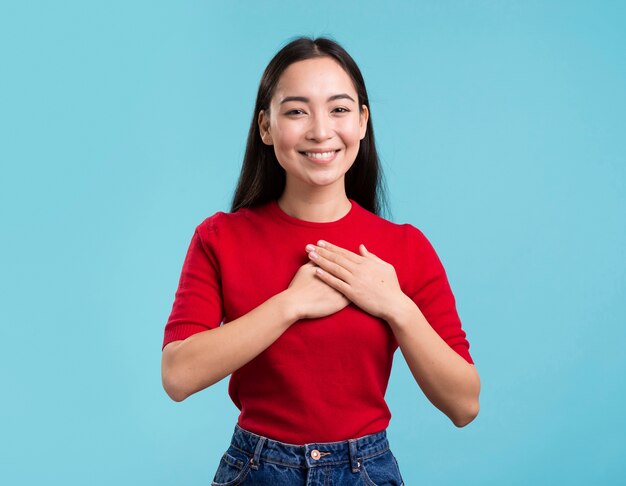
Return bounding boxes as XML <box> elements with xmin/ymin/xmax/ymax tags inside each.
<box><xmin>310</xmin><ymin>449</ymin><xmax>321</xmax><ymax>460</ymax></box>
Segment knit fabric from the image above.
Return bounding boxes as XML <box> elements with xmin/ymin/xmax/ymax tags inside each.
<box><xmin>162</xmin><ymin>198</ymin><xmax>473</xmax><ymax>444</ymax></box>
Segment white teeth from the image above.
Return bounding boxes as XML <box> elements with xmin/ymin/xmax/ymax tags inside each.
<box><xmin>305</xmin><ymin>151</ymin><xmax>335</xmax><ymax>159</ymax></box>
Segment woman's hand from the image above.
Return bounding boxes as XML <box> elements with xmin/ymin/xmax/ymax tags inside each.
<box><xmin>305</xmin><ymin>240</ymin><xmax>407</xmax><ymax>321</ymax></box>
<box><xmin>286</xmin><ymin>261</ymin><xmax>350</xmax><ymax>320</ymax></box>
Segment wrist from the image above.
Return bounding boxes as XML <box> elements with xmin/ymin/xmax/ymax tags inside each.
<box><xmin>276</xmin><ymin>288</ymin><xmax>302</xmax><ymax>323</ymax></box>
<box><xmin>384</xmin><ymin>293</ymin><xmax>418</xmax><ymax>330</ymax></box>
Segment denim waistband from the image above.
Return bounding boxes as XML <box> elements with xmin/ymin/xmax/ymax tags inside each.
<box><xmin>229</xmin><ymin>423</ymin><xmax>390</xmax><ymax>471</ymax></box>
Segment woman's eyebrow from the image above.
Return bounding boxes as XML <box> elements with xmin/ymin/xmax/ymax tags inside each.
<box><xmin>279</xmin><ymin>94</ymin><xmax>356</xmax><ymax>104</ymax></box>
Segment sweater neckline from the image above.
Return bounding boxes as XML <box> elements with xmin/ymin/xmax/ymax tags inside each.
<box><xmin>268</xmin><ymin>198</ymin><xmax>359</xmax><ymax>228</ymax></box>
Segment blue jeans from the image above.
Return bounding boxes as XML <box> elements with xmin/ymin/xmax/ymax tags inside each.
<box><xmin>211</xmin><ymin>423</ymin><xmax>405</xmax><ymax>485</ymax></box>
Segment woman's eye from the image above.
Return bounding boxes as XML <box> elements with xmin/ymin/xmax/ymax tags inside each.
<box><xmin>285</xmin><ymin>107</ymin><xmax>349</xmax><ymax>116</ymax></box>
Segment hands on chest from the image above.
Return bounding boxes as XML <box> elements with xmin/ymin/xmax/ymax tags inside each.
<box><xmin>285</xmin><ymin>240</ymin><xmax>407</xmax><ymax>323</ymax></box>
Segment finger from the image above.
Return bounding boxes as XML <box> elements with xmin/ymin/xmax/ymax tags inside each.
<box><xmin>308</xmin><ymin>249</ymin><xmax>353</xmax><ymax>281</ymax></box>
<box><xmin>316</xmin><ymin>240</ymin><xmax>362</xmax><ymax>263</ymax></box>
<box><xmin>309</xmin><ymin>246</ymin><xmax>357</xmax><ymax>275</ymax></box>
<box><xmin>314</xmin><ymin>267</ymin><xmax>352</xmax><ymax>298</ymax></box>
<box><xmin>359</xmin><ymin>243</ymin><xmax>383</xmax><ymax>261</ymax></box>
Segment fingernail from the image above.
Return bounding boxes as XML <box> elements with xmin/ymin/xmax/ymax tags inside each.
<box><xmin>317</xmin><ymin>240</ymin><xmax>326</xmax><ymax>247</ymax></box>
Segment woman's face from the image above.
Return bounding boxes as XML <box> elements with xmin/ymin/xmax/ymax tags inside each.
<box><xmin>258</xmin><ymin>57</ymin><xmax>369</xmax><ymax>194</ymax></box>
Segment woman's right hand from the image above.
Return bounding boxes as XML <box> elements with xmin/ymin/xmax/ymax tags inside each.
<box><xmin>285</xmin><ymin>261</ymin><xmax>350</xmax><ymax>320</ymax></box>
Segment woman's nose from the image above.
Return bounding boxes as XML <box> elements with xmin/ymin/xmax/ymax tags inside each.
<box><xmin>306</xmin><ymin>114</ymin><xmax>332</xmax><ymax>141</ymax></box>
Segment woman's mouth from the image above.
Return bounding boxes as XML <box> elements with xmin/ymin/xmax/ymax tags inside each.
<box><xmin>299</xmin><ymin>149</ymin><xmax>340</xmax><ymax>163</ymax></box>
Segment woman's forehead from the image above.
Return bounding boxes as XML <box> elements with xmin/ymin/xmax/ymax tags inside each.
<box><xmin>273</xmin><ymin>57</ymin><xmax>356</xmax><ymax>100</ymax></box>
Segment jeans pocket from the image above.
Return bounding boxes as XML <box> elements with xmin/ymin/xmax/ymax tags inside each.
<box><xmin>211</xmin><ymin>446</ymin><xmax>252</xmax><ymax>486</ymax></box>
<box><xmin>360</xmin><ymin>449</ymin><xmax>404</xmax><ymax>486</ymax></box>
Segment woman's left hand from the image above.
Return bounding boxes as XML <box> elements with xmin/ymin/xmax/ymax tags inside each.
<box><xmin>305</xmin><ymin>240</ymin><xmax>407</xmax><ymax>321</ymax></box>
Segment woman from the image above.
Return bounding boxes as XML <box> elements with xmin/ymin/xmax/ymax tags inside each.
<box><xmin>161</xmin><ymin>36</ymin><xmax>480</xmax><ymax>485</ymax></box>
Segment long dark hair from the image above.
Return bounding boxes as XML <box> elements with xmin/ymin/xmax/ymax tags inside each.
<box><xmin>230</xmin><ymin>36</ymin><xmax>390</xmax><ymax>218</ymax></box>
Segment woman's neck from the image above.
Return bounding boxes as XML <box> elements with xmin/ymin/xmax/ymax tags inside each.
<box><xmin>277</xmin><ymin>190</ymin><xmax>351</xmax><ymax>223</ymax></box>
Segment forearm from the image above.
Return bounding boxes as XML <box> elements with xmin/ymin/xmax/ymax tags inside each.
<box><xmin>162</xmin><ymin>290</ymin><xmax>299</xmax><ymax>401</ymax></box>
<box><xmin>386</xmin><ymin>294</ymin><xmax>480</xmax><ymax>427</ymax></box>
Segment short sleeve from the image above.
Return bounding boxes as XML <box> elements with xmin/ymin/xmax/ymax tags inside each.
<box><xmin>403</xmin><ymin>225</ymin><xmax>474</xmax><ymax>364</ymax></box>
<box><xmin>161</xmin><ymin>217</ymin><xmax>224</xmax><ymax>350</ymax></box>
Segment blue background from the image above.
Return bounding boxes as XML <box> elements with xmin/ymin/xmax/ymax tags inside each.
<box><xmin>1</xmin><ymin>1</ymin><xmax>624</xmax><ymax>484</ymax></box>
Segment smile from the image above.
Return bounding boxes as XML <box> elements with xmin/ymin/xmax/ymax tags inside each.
<box><xmin>299</xmin><ymin>150</ymin><xmax>340</xmax><ymax>162</ymax></box>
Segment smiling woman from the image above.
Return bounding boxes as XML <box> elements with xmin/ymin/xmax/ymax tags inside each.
<box><xmin>257</xmin><ymin>57</ymin><xmax>368</xmax><ymax>197</ymax></box>
<box><xmin>161</xmin><ymin>35</ymin><xmax>479</xmax><ymax>485</ymax></box>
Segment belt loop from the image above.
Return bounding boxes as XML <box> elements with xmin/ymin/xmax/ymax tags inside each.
<box><xmin>348</xmin><ymin>438</ymin><xmax>361</xmax><ymax>473</ymax></box>
<box><xmin>250</xmin><ymin>436</ymin><xmax>266</xmax><ymax>470</ymax></box>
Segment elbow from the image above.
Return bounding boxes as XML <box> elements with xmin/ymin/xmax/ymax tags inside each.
<box><xmin>161</xmin><ymin>345</ymin><xmax>190</xmax><ymax>403</ymax></box>
<box><xmin>162</xmin><ymin>367</ymin><xmax>189</xmax><ymax>403</ymax></box>
<box><xmin>451</xmin><ymin>400</ymin><xmax>480</xmax><ymax>427</ymax></box>
<box><xmin>451</xmin><ymin>364</ymin><xmax>481</xmax><ymax>427</ymax></box>
<box><xmin>163</xmin><ymin>379</ymin><xmax>189</xmax><ymax>403</ymax></box>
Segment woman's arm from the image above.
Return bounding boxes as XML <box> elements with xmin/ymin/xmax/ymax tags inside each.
<box><xmin>305</xmin><ymin>239</ymin><xmax>480</xmax><ymax>427</ymax></box>
<box><xmin>161</xmin><ymin>262</ymin><xmax>349</xmax><ymax>402</ymax></box>
<box><xmin>162</xmin><ymin>290</ymin><xmax>297</xmax><ymax>402</ymax></box>
<box><xmin>385</xmin><ymin>294</ymin><xmax>480</xmax><ymax>427</ymax></box>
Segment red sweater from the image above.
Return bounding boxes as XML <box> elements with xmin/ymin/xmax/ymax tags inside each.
<box><xmin>162</xmin><ymin>198</ymin><xmax>473</xmax><ymax>444</ymax></box>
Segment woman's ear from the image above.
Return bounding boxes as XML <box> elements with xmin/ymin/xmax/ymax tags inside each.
<box><xmin>258</xmin><ymin>110</ymin><xmax>273</xmax><ymax>145</ymax></box>
<box><xmin>359</xmin><ymin>105</ymin><xmax>369</xmax><ymax>140</ymax></box>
